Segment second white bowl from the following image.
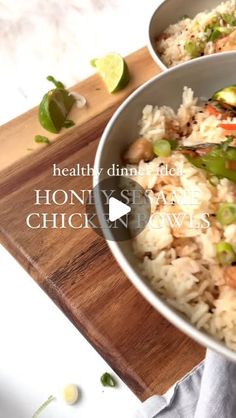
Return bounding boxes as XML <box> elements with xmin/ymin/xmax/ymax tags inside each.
<box><xmin>148</xmin><ymin>0</ymin><xmax>233</xmax><ymax>69</ymax></box>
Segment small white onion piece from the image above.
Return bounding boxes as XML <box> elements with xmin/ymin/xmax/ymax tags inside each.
<box><xmin>70</xmin><ymin>92</ymin><xmax>87</xmax><ymax>108</ymax></box>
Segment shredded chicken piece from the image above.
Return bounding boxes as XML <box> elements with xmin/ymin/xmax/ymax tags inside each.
<box><xmin>123</xmin><ymin>138</ymin><xmax>154</xmax><ymax>164</ymax></box>
<box><xmin>157</xmin><ymin>32</ymin><xmax>171</xmax><ymax>42</ymax></box>
<box><xmin>224</xmin><ymin>266</ymin><xmax>236</xmax><ymax>289</ymax></box>
<box><xmin>165</xmin><ymin>120</ymin><xmax>181</xmax><ymax>139</ymax></box>
<box><xmin>215</xmin><ymin>29</ymin><xmax>236</xmax><ymax>52</ymax></box>
<box><xmin>153</xmin><ymin>175</ymin><xmax>180</xmax><ymax>189</ymax></box>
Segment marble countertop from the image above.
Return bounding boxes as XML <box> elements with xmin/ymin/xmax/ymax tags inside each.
<box><xmin>0</xmin><ymin>1</ymin><xmax>162</xmax><ymax>417</ymax></box>
<box><xmin>0</xmin><ymin>0</ymin><xmax>160</xmax><ymax>125</ymax></box>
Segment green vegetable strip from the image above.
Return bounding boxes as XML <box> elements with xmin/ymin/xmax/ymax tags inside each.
<box><xmin>180</xmin><ymin>143</ymin><xmax>236</xmax><ymax>183</ymax></box>
<box><xmin>32</xmin><ymin>395</ymin><xmax>55</xmax><ymax>417</ymax></box>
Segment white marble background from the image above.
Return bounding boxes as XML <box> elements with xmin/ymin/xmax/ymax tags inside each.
<box><xmin>0</xmin><ymin>0</ymin><xmax>159</xmax><ymax>125</ymax></box>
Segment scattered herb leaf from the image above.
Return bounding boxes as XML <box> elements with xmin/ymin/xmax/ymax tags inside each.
<box><xmin>47</xmin><ymin>75</ymin><xmax>65</xmax><ymax>89</ymax></box>
<box><xmin>63</xmin><ymin>119</ymin><xmax>75</xmax><ymax>128</ymax></box>
<box><xmin>182</xmin><ymin>14</ymin><xmax>189</xmax><ymax>20</ymax></box>
<box><xmin>32</xmin><ymin>395</ymin><xmax>55</xmax><ymax>417</ymax></box>
<box><xmin>101</xmin><ymin>372</ymin><xmax>117</xmax><ymax>388</ymax></box>
<box><xmin>34</xmin><ymin>135</ymin><xmax>51</xmax><ymax>145</ymax></box>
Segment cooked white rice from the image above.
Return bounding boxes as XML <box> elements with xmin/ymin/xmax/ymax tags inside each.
<box><xmin>127</xmin><ymin>87</ymin><xmax>236</xmax><ymax>350</ymax></box>
<box><xmin>157</xmin><ymin>0</ymin><xmax>236</xmax><ymax>67</ymax></box>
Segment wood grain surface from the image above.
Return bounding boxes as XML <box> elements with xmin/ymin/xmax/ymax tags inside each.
<box><xmin>0</xmin><ymin>47</ymin><xmax>205</xmax><ymax>400</ymax></box>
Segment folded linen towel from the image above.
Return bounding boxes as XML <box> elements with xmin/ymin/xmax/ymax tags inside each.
<box><xmin>136</xmin><ymin>350</ymin><xmax>236</xmax><ymax>418</ymax></box>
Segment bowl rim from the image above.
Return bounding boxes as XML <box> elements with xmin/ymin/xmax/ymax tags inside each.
<box><xmin>93</xmin><ymin>53</ymin><xmax>236</xmax><ymax>361</ymax></box>
<box><xmin>147</xmin><ymin>0</ymin><xmax>170</xmax><ymax>70</ymax></box>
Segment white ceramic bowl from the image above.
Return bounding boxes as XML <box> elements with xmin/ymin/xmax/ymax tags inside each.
<box><xmin>94</xmin><ymin>53</ymin><xmax>236</xmax><ymax>361</ymax></box>
<box><xmin>148</xmin><ymin>0</ymin><xmax>234</xmax><ymax>69</ymax></box>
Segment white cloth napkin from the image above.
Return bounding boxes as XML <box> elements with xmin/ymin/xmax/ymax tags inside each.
<box><xmin>136</xmin><ymin>350</ymin><xmax>236</xmax><ymax>418</ymax></box>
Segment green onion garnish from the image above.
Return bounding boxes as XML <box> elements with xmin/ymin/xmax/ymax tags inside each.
<box><xmin>101</xmin><ymin>372</ymin><xmax>117</xmax><ymax>388</ymax></box>
<box><xmin>153</xmin><ymin>139</ymin><xmax>172</xmax><ymax>157</ymax></box>
<box><xmin>184</xmin><ymin>40</ymin><xmax>204</xmax><ymax>58</ymax></box>
<box><xmin>208</xmin><ymin>28</ymin><xmax>221</xmax><ymax>42</ymax></box>
<box><xmin>216</xmin><ymin>203</ymin><xmax>236</xmax><ymax>225</ymax></box>
<box><xmin>216</xmin><ymin>241</ymin><xmax>236</xmax><ymax>265</ymax></box>
<box><xmin>34</xmin><ymin>135</ymin><xmax>51</xmax><ymax>145</ymax></box>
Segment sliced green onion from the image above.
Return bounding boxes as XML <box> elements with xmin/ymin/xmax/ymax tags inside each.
<box><xmin>184</xmin><ymin>40</ymin><xmax>204</xmax><ymax>58</ymax></box>
<box><xmin>208</xmin><ymin>28</ymin><xmax>221</xmax><ymax>42</ymax></box>
<box><xmin>204</xmin><ymin>16</ymin><xmax>220</xmax><ymax>33</ymax></box>
<box><xmin>216</xmin><ymin>203</ymin><xmax>236</xmax><ymax>225</ymax></box>
<box><xmin>222</xmin><ymin>14</ymin><xmax>236</xmax><ymax>26</ymax></box>
<box><xmin>32</xmin><ymin>395</ymin><xmax>55</xmax><ymax>417</ymax></box>
<box><xmin>153</xmin><ymin>139</ymin><xmax>171</xmax><ymax>157</ymax></box>
<box><xmin>216</xmin><ymin>241</ymin><xmax>236</xmax><ymax>265</ymax></box>
<box><xmin>182</xmin><ymin>14</ymin><xmax>189</xmax><ymax>20</ymax></box>
<box><xmin>208</xmin><ymin>27</ymin><xmax>231</xmax><ymax>42</ymax></box>
<box><xmin>100</xmin><ymin>372</ymin><xmax>117</xmax><ymax>387</ymax></box>
<box><xmin>34</xmin><ymin>135</ymin><xmax>51</xmax><ymax>145</ymax></box>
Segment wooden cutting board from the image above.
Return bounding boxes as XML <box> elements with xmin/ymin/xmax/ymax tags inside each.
<box><xmin>0</xmin><ymin>47</ymin><xmax>205</xmax><ymax>401</ymax></box>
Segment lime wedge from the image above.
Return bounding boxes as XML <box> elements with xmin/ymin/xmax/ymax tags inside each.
<box><xmin>39</xmin><ymin>88</ymin><xmax>75</xmax><ymax>133</ymax></box>
<box><xmin>93</xmin><ymin>53</ymin><xmax>130</xmax><ymax>93</ymax></box>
